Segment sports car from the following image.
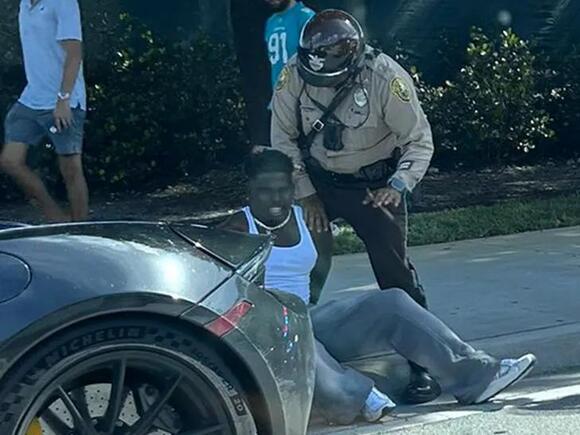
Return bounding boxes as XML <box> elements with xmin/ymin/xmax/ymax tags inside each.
<box><xmin>0</xmin><ymin>221</ymin><xmax>315</xmax><ymax>435</ymax></box>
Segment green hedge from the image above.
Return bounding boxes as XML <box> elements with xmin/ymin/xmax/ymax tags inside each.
<box><xmin>1</xmin><ymin>5</ymin><xmax>579</xmax><ymax>202</ymax></box>
<box><xmin>540</xmin><ymin>46</ymin><xmax>580</xmax><ymax>158</ymax></box>
<box><xmin>0</xmin><ymin>4</ymin><xmax>249</xmax><ymax>200</ymax></box>
<box><xmin>82</xmin><ymin>14</ymin><xmax>248</xmax><ymax>190</ymax></box>
<box><xmin>412</xmin><ymin>28</ymin><xmax>564</xmax><ymax>168</ymax></box>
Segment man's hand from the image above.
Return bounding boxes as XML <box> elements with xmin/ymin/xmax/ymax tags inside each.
<box><xmin>363</xmin><ymin>187</ymin><xmax>402</xmax><ymax>209</ymax></box>
<box><xmin>299</xmin><ymin>194</ymin><xmax>329</xmax><ymax>233</ymax></box>
<box><xmin>53</xmin><ymin>99</ymin><xmax>73</xmax><ymax>132</ymax></box>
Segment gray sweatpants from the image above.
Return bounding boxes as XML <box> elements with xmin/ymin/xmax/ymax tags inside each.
<box><xmin>310</xmin><ymin>289</ymin><xmax>500</xmax><ymax>424</ymax></box>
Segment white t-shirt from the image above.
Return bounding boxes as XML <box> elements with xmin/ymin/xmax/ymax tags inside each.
<box><xmin>18</xmin><ymin>0</ymin><xmax>86</xmax><ymax>110</ymax></box>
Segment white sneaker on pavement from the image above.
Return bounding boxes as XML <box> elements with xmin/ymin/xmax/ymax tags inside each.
<box><xmin>362</xmin><ymin>387</ymin><xmax>396</xmax><ymax>423</ymax></box>
<box><xmin>472</xmin><ymin>353</ymin><xmax>537</xmax><ymax>404</ymax></box>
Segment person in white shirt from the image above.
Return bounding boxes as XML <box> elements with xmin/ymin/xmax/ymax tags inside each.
<box><xmin>1</xmin><ymin>0</ymin><xmax>88</xmax><ymax>222</ymax></box>
<box><xmin>221</xmin><ymin>149</ymin><xmax>537</xmax><ymax>425</ymax></box>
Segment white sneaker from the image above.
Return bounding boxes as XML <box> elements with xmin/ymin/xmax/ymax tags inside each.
<box><xmin>362</xmin><ymin>387</ymin><xmax>396</xmax><ymax>423</ymax></box>
<box><xmin>472</xmin><ymin>353</ymin><xmax>537</xmax><ymax>404</ymax></box>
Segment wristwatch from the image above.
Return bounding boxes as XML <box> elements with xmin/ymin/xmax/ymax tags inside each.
<box><xmin>388</xmin><ymin>177</ymin><xmax>409</xmax><ymax>194</ymax></box>
<box><xmin>57</xmin><ymin>92</ymin><xmax>71</xmax><ymax>101</ymax></box>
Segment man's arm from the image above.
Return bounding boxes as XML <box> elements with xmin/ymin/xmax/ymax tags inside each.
<box><xmin>379</xmin><ymin>65</ymin><xmax>434</xmax><ymax>193</ymax></box>
<box><xmin>53</xmin><ymin>0</ymin><xmax>84</xmax><ymax>130</ymax></box>
<box><xmin>309</xmin><ymin>229</ymin><xmax>332</xmax><ymax>305</ymax></box>
<box><xmin>59</xmin><ymin>40</ymin><xmax>82</xmax><ymax>98</ymax></box>
<box><xmin>53</xmin><ymin>40</ymin><xmax>82</xmax><ymax>131</ymax></box>
<box><xmin>271</xmin><ymin>64</ymin><xmax>329</xmax><ymax>232</ymax></box>
<box><xmin>270</xmin><ymin>64</ymin><xmax>316</xmax><ymax>199</ymax></box>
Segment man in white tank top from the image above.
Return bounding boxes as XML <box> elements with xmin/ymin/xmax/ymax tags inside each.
<box><xmin>221</xmin><ymin>150</ymin><xmax>537</xmax><ymax>425</ymax></box>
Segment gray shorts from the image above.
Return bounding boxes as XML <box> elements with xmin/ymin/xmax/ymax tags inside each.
<box><xmin>4</xmin><ymin>102</ymin><xmax>86</xmax><ymax>155</ymax></box>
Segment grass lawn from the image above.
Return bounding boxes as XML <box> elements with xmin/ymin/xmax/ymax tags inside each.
<box><xmin>333</xmin><ymin>194</ymin><xmax>580</xmax><ymax>255</ymax></box>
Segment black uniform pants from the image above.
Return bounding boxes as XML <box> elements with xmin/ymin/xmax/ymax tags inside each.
<box><xmin>312</xmin><ymin>174</ymin><xmax>427</xmax><ymax>309</ymax></box>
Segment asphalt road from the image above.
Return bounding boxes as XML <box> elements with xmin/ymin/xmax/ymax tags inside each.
<box><xmin>310</xmin><ymin>371</ymin><xmax>580</xmax><ymax>434</ymax></box>
<box><xmin>309</xmin><ymin>226</ymin><xmax>580</xmax><ymax>434</ymax></box>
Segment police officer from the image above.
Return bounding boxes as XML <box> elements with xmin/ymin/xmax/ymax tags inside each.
<box><xmin>271</xmin><ymin>9</ymin><xmax>439</xmax><ymax>403</ymax></box>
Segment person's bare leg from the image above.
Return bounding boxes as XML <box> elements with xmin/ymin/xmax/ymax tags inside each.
<box><xmin>0</xmin><ymin>142</ymin><xmax>67</xmax><ymax>222</ymax></box>
<box><xmin>58</xmin><ymin>154</ymin><xmax>88</xmax><ymax>221</ymax></box>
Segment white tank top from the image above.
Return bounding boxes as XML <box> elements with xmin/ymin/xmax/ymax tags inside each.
<box><xmin>242</xmin><ymin>205</ymin><xmax>318</xmax><ymax>303</ymax></box>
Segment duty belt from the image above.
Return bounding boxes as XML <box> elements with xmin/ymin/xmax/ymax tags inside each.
<box><xmin>305</xmin><ymin>157</ymin><xmax>398</xmax><ymax>190</ymax></box>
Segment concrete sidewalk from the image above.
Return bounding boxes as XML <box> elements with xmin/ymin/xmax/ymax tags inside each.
<box><xmin>323</xmin><ymin>225</ymin><xmax>580</xmax><ymax>343</ymax></box>
<box><xmin>309</xmin><ymin>226</ymin><xmax>580</xmax><ymax>433</ymax></box>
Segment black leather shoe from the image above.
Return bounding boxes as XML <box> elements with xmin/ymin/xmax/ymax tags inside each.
<box><xmin>403</xmin><ymin>370</ymin><xmax>442</xmax><ymax>404</ymax></box>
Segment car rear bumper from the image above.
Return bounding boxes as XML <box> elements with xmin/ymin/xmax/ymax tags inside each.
<box><xmin>184</xmin><ymin>275</ymin><xmax>315</xmax><ymax>435</ymax></box>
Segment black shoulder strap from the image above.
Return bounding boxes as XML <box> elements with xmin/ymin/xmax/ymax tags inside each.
<box><xmin>297</xmin><ymin>73</ymin><xmax>360</xmax><ymax>157</ymax></box>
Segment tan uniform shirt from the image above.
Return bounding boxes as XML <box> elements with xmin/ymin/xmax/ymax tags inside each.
<box><xmin>271</xmin><ymin>47</ymin><xmax>434</xmax><ymax>199</ymax></box>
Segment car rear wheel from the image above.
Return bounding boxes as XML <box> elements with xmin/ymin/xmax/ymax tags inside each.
<box><xmin>0</xmin><ymin>317</ymin><xmax>257</xmax><ymax>435</ymax></box>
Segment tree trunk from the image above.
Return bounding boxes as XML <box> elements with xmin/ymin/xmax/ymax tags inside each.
<box><xmin>230</xmin><ymin>0</ymin><xmax>272</xmax><ymax>147</ymax></box>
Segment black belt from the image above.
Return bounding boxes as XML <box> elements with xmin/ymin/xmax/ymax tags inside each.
<box><xmin>305</xmin><ymin>158</ymin><xmax>397</xmax><ymax>189</ymax></box>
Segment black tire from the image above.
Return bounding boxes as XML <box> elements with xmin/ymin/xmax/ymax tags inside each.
<box><xmin>0</xmin><ymin>316</ymin><xmax>257</xmax><ymax>435</ymax></box>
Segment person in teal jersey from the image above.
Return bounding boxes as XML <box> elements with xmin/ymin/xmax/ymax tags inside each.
<box><xmin>264</xmin><ymin>0</ymin><xmax>315</xmax><ymax>90</ymax></box>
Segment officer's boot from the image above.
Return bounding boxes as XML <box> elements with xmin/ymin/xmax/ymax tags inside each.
<box><xmin>404</xmin><ymin>362</ymin><xmax>442</xmax><ymax>404</ymax></box>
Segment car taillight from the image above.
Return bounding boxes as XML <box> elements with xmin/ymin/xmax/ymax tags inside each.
<box><xmin>206</xmin><ymin>300</ymin><xmax>253</xmax><ymax>337</ymax></box>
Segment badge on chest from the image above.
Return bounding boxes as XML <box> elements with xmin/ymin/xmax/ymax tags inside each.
<box><xmin>353</xmin><ymin>88</ymin><xmax>368</xmax><ymax>107</ymax></box>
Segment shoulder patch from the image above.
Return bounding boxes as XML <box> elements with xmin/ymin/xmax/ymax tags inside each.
<box><xmin>390</xmin><ymin>77</ymin><xmax>411</xmax><ymax>103</ymax></box>
<box><xmin>276</xmin><ymin>66</ymin><xmax>290</xmax><ymax>91</ymax></box>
